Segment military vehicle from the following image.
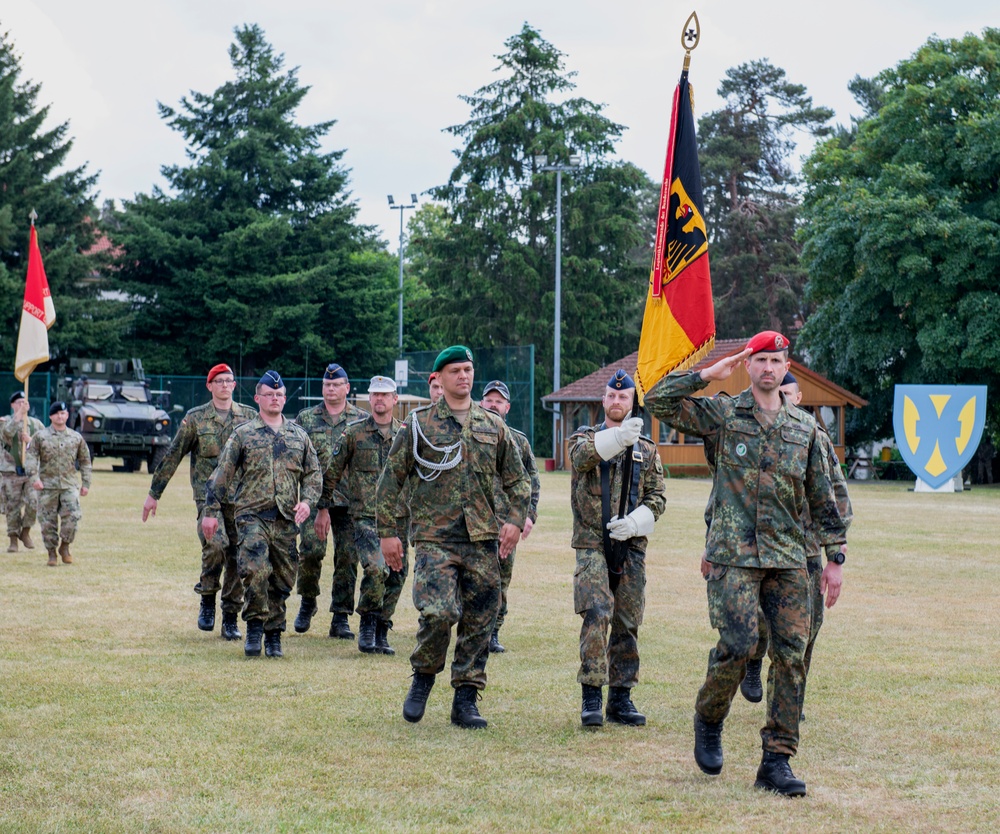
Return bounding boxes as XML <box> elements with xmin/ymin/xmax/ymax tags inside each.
<box><xmin>56</xmin><ymin>358</ymin><xmax>179</xmax><ymax>473</ymax></box>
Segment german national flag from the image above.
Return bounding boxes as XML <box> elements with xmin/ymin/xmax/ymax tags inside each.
<box><xmin>635</xmin><ymin>68</ymin><xmax>714</xmax><ymax>403</ymax></box>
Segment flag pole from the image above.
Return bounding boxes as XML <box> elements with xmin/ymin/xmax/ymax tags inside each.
<box><xmin>609</xmin><ymin>12</ymin><xmax>705</xmax><ymax>591</ymax></box>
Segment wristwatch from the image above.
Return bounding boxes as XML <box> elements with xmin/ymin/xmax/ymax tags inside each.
<box><xmin>828</xmin><ymin>550</ymin><xmax>846</xmax><ymax>565</ymax></box>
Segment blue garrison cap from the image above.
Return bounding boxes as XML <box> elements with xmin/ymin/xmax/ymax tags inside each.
<box><xmin>781</xmin><ymin>371</ymin><xmax>797</xmax><ymax>386</ymax></box>
<box><xmin>607</xmin><ymin>369</ymin><xmax>635</xmax><ymax>390</ymax></box>
<box><xmin>258</xmin><ymin>370</ymin><xmax>284</xmax><ymax>389</ymax></box>
<box><xmin>323</xmin><ymin>363</ymin><xmax>348</xmax><ymax>381</ymax></box>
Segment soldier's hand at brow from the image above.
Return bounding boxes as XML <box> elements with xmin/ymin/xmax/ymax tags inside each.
<box><xmin>314</xmin><ymin>508</ymin><xmax>331</xmax><ymax>539</ymax></box>
<box><xmin>499</xmin><ymin>523</ymin><xmax>520</xmax><ymax>559</ymax></box>
<box><xmin>381</xmin><ymin>537</ymin><xmax>403</xmax><ymax>571</ymax></box>
<box><xmin>293</xmin><ymin>502</ymin><xmax>310</xmax><ymax>525</ymax></box>
<box><xmin>201</xmin><ymin>516</ymin><xmax>219</xmax><ymax>540</ymax></box>
<box><xmin>700</xmin><ymin>348</ymin><xmax>752</xmax><ymax>382</ymax></box>
<box><xmin>142</xmin><ymin>495</ymin><xmax>157</xmax><ymax>522</ymax></box>
<box><xmin>821</xmin><ymin>562</ymin><xmax>843</xmax><ymax>608</ymax></box>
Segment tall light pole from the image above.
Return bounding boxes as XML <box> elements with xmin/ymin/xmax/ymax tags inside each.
<box><xmin>534</xmin><ymin>154</ymin><xmax>581</xmax><ymax>460</ymax></box>
<box><xmin>387</xmin><ymin>193</ymin><xmax>418</xmax><ymax>354</ymax></box>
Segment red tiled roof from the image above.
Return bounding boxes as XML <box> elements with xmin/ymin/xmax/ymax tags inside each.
<box><xmin>543</xmin><ymin>340</ymin><xmax>747</xmax><ymax>402</ymax></box>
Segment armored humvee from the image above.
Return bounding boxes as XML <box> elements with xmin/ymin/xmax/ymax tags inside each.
<box><xmin>56</xmin><ymin>358</ymin><xmax>178</xmax><ymax>473</ymax></box>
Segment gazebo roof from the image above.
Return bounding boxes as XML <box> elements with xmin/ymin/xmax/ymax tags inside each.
<box><xmin>543</xmin><ymin>339</ymin><xmax>866</xmax><ymax>407</ymax></box>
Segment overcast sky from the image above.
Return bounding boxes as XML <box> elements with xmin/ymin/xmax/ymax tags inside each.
<box><xmin>3</xmin><ymin>1</ymin><xmax>995</xmax><ymax>242</ymax></box>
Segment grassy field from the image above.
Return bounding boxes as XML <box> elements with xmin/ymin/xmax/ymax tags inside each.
<box><xmin>1</xmin><ymin>461</ymin><xmax>998</xmax><ymax>833</ymax></box>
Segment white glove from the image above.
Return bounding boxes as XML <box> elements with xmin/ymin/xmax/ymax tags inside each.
<box><xmin>593</xmin><ymin>417</ymin><xmax>644</xmax><ymax>460</ymax></box>
<box><xmin>607</xmin><ymin>505</ymin><xmax>656</xmax><ymax>541</ymax></box>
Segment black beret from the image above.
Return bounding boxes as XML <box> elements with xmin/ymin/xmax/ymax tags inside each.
<box><xmin>10</xmin><ymin>391</ymin><xmax>26</xmax><ymax>404</ymax></box>
<box><xmin>49</xmin><ymin>401</ymin><xmax>68</xmax><ymax>415</ymax></box>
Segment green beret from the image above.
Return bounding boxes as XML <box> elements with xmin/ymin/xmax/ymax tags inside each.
<box><xmin>432</xmin><ymin>345</ymin><xmax>474</xmax><ymax>372</ymax></box>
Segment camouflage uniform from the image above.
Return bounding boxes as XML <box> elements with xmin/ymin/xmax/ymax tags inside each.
<box><xmin>376</xmin><ymin>400</ymin><xmax>530</xmax><ymax>689</ymax></box>
<box><xmin>493</xmin><ymin>428</ymin><xmax>540</xmax><ymax>631</ymax></box>
<box><xmin>570</xmin><ymin>425</ymin><xmax>667</xmax><ymax>689</ymax></box>
<box><xmin>148</xmin><ymin>401</ymin><xmax>257</xmax><ymax>614</ymax></box>
<box><xmin>704</xmin><ymin>420</ymin><xmax>853</xmax><ymax>707</ymax></box>
<box><xmin>1</xmin><ymin>414</ymin><xmax>45</xmax><ymax>537</ymax></box>
<box><xmin>204</xmin><ymin>415</ymin><xmax>322</xmax><ymax>631</ymax></box>
<box><xmin>324</xmin><ymin>413</ymin><xmax>408</xmax><ymax>621</ymax></box>
<box><xmin>25</xmin><ymin>425</ymin><xmax>93</xmax><ymax>552</ymax></box>
<box><xmin>645</xmin><ymin>371</ymin><xmax>846</xmax><ymax>756</ymax></box>
<box><xmin>294</xmin><ymin>402</ymin><xmax>363</xmax><ymax>614</ymax></box>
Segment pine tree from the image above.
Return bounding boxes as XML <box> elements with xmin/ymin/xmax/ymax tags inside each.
<box><xmin>112</xmin><ymin>24</ymin><xmax>396</xmax><ymax>377</ymax></box>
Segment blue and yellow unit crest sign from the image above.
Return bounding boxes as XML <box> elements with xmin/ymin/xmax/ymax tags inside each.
<box><xmin>893</xmin><ymin>385</ymin><xmax>988</xmax><ymax>488</ymax></box>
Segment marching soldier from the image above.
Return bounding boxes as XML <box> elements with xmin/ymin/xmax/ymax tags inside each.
<box><xmin>478</xmin><ymin>379</ymin><xmax>540</xmax><ymax>653</ymax></box>
<box><xmin>202</xmin><ymin>371</ymin><xmax>322</xmax><ymax>658</ymax></box>
<box><xmin>320</xmin><ymin>376</ymin><xmax>407</xmax><ymax>655</ymax></box>
<box><xmin>143</xmin><ymin>363</ymin><xmax>256</xmax><ymax>640</ymax></box>
<box><xmin>1</xmin><ymin>392</ymin><xmax>44</xmax><ymax>552</ymax></box>
<box><xmin>376</xmin><ymin>346</ymin><xmax>530</xmax><ymax>729</ymax></box>
<box><xmin>645</xmin><ymin>331</ymin><xmax>847</xmax><ymax>797</ymax></box>
<box><xmin>293</xmin><ymin>363</ymin><xmax>364</xmax><ymax>639</ymax></box>
<box><xmin>27</xmin><ymin>401</ymin><xmax>92</xmax><ymax>566</ymax></box>
<box><xmin>569</xmin><ymin>370</ymin><xmax>666</xmax><ymax>727</ymax></box>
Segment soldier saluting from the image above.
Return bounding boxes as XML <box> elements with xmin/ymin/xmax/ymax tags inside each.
<box><xmin>644</xmin><ymin>331</ymin><xmax>847</xmax><ymax>797</ymax></box>
<box><xmin>376</xmin><ymin>346</ymin><xmax>530</xmax><ymax>729</ymax></box>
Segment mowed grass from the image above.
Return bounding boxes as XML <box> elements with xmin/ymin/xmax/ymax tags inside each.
<box><xmin>1</xmin><ymin>461</ymin><xmax>998</xmax><ymax>833</ymax></box>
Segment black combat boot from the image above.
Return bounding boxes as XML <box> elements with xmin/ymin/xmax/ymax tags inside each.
<box><xmin>358</xmin><ymin>612</ymin><xmax>378</xmax><ymax>653</ymax></box>
<box><xmin>294</xmin><ymin>597</ymin><xmax>317</xmax><ymax>633</ymax></box>
<box><xmin>329</xmin><ymin>613</ymin><xmax>355</xmax><ymax>640</ymax></box>
<box><xmin>606</xmin><ymin>686</ymin><xmax>646</xmax><ymax>726</ymax></box>
<box><xmin>741</xmin><ymin>658</ymin><xmax>764</xmax><ymax>703</ymax></box>
<box><xmin>693</xmin><ymin>713</ymin><xmax>724</xmax><ymax>775</ymax></box>
<box><xmin>263</xmin><ymin>630</ymin><xmax>283</xmax><ymax>658</ymax></box>
<box><xmin>488</xmin><ymin>629</ymin><xmax>505</xmax><ymax>653</ymax></box>
<box><xmin>755</xmin><ymin>750</ymin><xmax>807</xmax><ymax>797</ymax></box>
<box><xmin>450</xmin><ymin>685</ymin><xmax>488</xmax><ymax>729</ymax></box>
<box><xmin>244</xmin><ymin>619</ymin><xmax>264</xmax><ymax>657</ymax></box>
<box><xmin>197</xmin><ymin>593</ymin><xmax>216</xmax><ymax>631</ymax></box>
<box><xmin>375</xmin><ymin>619</ymin><xmax>395</xmax><ymax>655</ymax></box>
<box><xmin>581</xmin><ymin>684</ymin><xmax>604</xmax><ymax>727</ymax></box>
<box><xmin>403</xmin><ymin>672</ymin><xmax>435</xmax><ymax>723</ymax></box>
<box><xmin>220</xmin><ymin>611</ymin><xmax>242</xmax><ymax>641</ymax></box>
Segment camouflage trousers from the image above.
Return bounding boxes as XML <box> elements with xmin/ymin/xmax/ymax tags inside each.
<box><xmin>574</xmin><ymin>547</ymin><xmax>645</xmax><ymax>689</ymax></box>
<box><xmin>698</xmin><ymin>564</ymin><xmax>810</xmax><ymax>756</ymax></box>
<box><xmin>3</xmin><ymin>473</ymin><xmax>38</xmax><ymax>536</ymax></box>
<box><xmin>296</xmin><ymin>506</ymin><xmax>358</xmax><ymax>614</ymax></box>
<box><xmin>236</xmin><ymin>512</ymin><xmax>299</xmax><ymax>632</ymax></box>
<box><xmin>37</xmin><ymin>487</ymin><xmax>82</xmax><ymax>551</ymax></box>
<box><xmin>495</xmin><ymin>545</ymin><xmax>517</xmax><ymax>630</ymax></box>
<box><xmin>194</xmin><ymin>500</ymin><xmax>244</xmax><ymax>614</ymax></box>
<box><xmin>411</xmin><ymin>539</ymin><xmax>500</xmax><ymax>690</ymax></box>
<box><xmin>752</xmin><ymin>556</ymin><xmax>824</xmax><ymax>712</ymax></box>
<box><xmin>354</xmin><ymin>517</ymin><xmax>408</xmax><ymax>621</ymax></box>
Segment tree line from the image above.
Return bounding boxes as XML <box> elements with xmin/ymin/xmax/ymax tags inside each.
<box><xmin>2</xmin><ymin>21</ymin><xmax>998</xmax><ymax>449</ymax></box>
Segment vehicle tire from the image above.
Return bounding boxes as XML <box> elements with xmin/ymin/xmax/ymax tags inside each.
<box><xmin>123</xmin><ymin>455</ymin><xmax>143</xmax><ymax>473</ymax></box>
<box><xmin>148</xmin><ymin>445</ymin><xmax>167</xmax><ymax>474</ymax></box>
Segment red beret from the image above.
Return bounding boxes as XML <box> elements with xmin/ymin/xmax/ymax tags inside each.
<box><xmin>207</xmin><ymin>363</ymin><xmax>234</xmax><ymax>382</ymax></box>
<box><xmin>745</xmin><ymin>331</ymin><xmax>790</xmax><ymax>355</ymax></box>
